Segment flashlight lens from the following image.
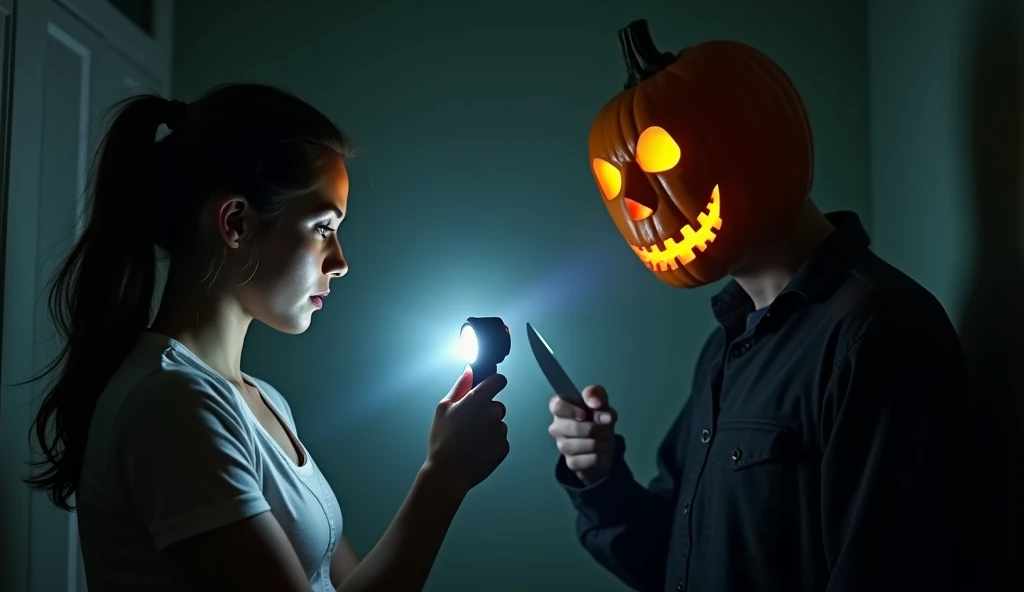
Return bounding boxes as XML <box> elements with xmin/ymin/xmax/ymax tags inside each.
<box><xmin>458</xmin><ymin>325</ymin><xmax>478</xmax><ymax>363</ymax></box>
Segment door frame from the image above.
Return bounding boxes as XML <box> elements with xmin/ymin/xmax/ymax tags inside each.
<box><xmin>0</xmin><ymin>1</ymin><xmax>171</xmax><ymax>590</ymax></box>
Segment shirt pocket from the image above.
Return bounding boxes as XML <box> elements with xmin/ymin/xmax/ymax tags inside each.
<box><xmin>699</xmin><ymin>418</ymin><xmax>798</xmax><ymax>571</ymax></box>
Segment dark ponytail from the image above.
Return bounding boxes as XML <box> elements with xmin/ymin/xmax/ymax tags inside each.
<box><xmin>25</xmin><ymin>84</ymin><xmax>351</xmax><ymax>510</ymax></box>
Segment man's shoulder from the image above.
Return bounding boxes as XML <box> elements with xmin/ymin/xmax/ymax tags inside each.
<box><xmin>819</xmin><ymin>251</ymin><xmax>963</xmax><ymax>372</ymax></box>
<box><xmin>835</xmin><ymin>249</ymin><xmax>955</xmax><ymax>332</ymax></box>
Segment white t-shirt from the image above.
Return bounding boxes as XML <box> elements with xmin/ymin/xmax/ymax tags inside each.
<box><xmin>77</xmin><ymin>332</ymin><xmax>343</xmax><ymax>591</ymax></box>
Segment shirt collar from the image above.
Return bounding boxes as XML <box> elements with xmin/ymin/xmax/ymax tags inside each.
<box><xmin>710</xmin><ymin>211</ymin><xmax>871</xmax><ymax>326</ymax></box>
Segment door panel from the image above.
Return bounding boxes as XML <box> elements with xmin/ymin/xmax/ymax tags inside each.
<box><xmin>53</xmin><ymin>0</ymin><xmax>172</xmax><ymax>90</ymax></box>
<box><xmin>29</xmin><ymin>5</ymin><xmax>109</xmax><ymax>592</ymax></box>
<box><xmin>1</xmin><ymin>1</ymin><xmax>167</xmax><ymax>591</ymax></box>
<box><xmin>0</xmin><ymin>3</ymin><xmax>37</xmax><ymax>590</ymax></box>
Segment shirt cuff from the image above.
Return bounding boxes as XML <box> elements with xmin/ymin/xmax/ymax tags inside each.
<box><xmin>554</xmin><ymin>435</ymin><xmax>646</xmax><ymax>525</ymax></box>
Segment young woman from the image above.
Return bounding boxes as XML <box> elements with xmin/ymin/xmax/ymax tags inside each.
<box><xmin>25</xmin><ymin>83</ymin><xmax>510</xmax><ymax>592</ymax></box>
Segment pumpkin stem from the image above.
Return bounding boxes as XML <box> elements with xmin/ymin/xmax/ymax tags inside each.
<box><xmin>618</xmin><ymin>19</ymin><xmax>676</xmax><ymax>88</ymax></box>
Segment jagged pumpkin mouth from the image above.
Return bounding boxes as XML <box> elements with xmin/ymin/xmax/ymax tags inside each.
<box><xmin>630</xmin><ymin>184</ymin><xmax>722</xmax><ymax>271</ymax></box>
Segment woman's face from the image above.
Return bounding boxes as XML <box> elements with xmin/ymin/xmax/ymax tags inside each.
<box><xmin>234</xmin><ymin>158</ymin><xmax>350</xmax><ymax>334</ymax></box>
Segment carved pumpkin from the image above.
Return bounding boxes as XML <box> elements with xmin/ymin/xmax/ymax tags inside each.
<box><xmin>589</xmin><ymin>20</ymin><xmax>814</xmax><ymax>288</ymax></box>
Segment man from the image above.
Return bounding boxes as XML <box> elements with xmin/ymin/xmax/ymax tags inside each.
<box><xmin>549</xmin><ymin>20</ymin><xmax>976</xmax><ymax>592</ymax></box>
<box><xmin>548</xmin><ymin>201</ymin><xmax>972</xmax><ymax>592</ymax></box>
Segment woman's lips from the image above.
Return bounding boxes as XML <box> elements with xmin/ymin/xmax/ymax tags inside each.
<box><xmin>310</xmin><ymin>290</ymin><xmax>330</xmax><ymax>309</ymax></box>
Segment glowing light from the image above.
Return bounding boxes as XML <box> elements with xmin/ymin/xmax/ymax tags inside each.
<box><xmin>457</xmin><ymin>324</ymin><xmax>478</xmax><ymax>363</ymax></box>
<box><xmin>636</xmin><ymin>126</ymin><xmax>681</xmax><ymax>173</ymax></box>
<box><xmin>593</xmin><ymin>158</ymin><xmax>621</xmax><ymax>200</ymax></box>
<box><xmin>630</xmin><ymin>184</ymin><xmax>723</xmax><ymax>270</ymax></box>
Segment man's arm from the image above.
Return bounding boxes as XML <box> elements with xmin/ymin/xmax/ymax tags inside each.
<box><xmin>556</xmin><ymin>405</ymin><xmax>688</xmax><ymax>592</ymax></box>
<box><xmin>820</xmin><ymin>310</ymin><xmax>963</xmax><ymax>592</ymax></box>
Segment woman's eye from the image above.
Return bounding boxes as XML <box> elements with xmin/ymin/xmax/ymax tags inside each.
<box><xmin>315</xmin><ymin>224</ymin><xmax>334</xmax><ymax>237</ymax></box>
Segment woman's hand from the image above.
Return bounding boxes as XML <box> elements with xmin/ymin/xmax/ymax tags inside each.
<box><xmin>424</xmin><ymin>369</ymin><xmax>509</xmax><ymax>496</ymax></box>
<box><xmin>329</xmin><ymin>369</ymin><xmax>510</xmax><ymax>592</ymax></box>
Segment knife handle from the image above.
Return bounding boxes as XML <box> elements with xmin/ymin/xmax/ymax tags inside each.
<box><xmin>556</xmin><ymin>392</ymin><xmax>593</xmax><ymax>421</ymax></box>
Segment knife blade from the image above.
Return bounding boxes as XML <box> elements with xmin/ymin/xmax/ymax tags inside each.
<box><xmin>526</xmin><ymin>322</ymin><xmax>590</xmax><ymax>418</ymax></box>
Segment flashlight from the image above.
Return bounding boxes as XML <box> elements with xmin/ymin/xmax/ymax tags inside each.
<box><xmin>458</xmin><ymin>317</ymin><xmax>511</xmax><ymax>387</ymax></box>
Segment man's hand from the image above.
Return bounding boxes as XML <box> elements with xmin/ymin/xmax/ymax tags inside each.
<box><xmin>547</xmin><ymin>385</ymin><xmax>618</xmax><ymax>485</ymax></box>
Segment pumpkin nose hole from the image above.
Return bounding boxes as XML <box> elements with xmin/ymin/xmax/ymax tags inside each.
<box><xmin>625</xmin><ymin>198</ymin><xmax>654</xmax><ymax>221</ymax></box>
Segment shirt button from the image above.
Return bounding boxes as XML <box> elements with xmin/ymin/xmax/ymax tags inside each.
<box><xmin>700</xmin><ymin>429</ymin><xmax>711</xmax><ymax>443</ymax></box>
<box><xmin>732</xmin><ymin>341</ymin><xmax>752</xmax><ymax>358</ymax></box>
<box><xmin>731</xmin><ymin>448</ymin><xmax>742</xmax><ymax>462</ymax></box>
<box><xmin>676</xmin><ymin>580</ymin><xmax>684</xmax><ymax>591</ymax></box>
<box><xmin>682</xmin><ymin>501</ymin><xmax>689</xmax><ymax>514</ymax></box>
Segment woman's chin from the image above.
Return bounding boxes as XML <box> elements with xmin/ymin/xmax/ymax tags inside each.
<box><xmin>261</xmin><ymin>312</ymin><xmax>312</xmax><ymax>335</ymax></box>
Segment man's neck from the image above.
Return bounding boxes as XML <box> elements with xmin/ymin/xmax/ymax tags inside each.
<box><xmin>730</xmin><ymin>201</ymin><xmax>836</xmax><ymax>310</ymax></box>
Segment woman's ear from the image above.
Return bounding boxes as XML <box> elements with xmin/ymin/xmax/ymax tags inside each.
<box><xmin>212</xmin><ymin>194</ymin><xmax>254</xmax><ymax>249</ymax></box>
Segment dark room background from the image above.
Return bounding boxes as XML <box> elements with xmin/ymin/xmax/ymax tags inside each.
<box><xmin>0</xmin><ymin>0</ymin><xmax>1019</xmax><ymax>591</ymax></box>
<box><xmin>171</xmin><ymin>0</ymin><xmax>1019</xmax><ymax>590</ymax></box>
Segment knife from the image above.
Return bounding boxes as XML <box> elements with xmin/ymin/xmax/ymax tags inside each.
<box><xmin>526</xmin><ymin>322</ymin><xmax>591</xmax><ymax>419</ymax></box>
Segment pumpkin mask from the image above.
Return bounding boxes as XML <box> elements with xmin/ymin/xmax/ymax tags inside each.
<box><xmin>589</xmin><ymin>20</ymin><xmax>814</xmax><ymax>288</ymax></box>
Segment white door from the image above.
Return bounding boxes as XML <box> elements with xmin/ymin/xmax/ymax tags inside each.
<box><xmin>56</xmin><ymin>0</ymin><xmax>174</xmax><ymax>86</ymax></box>
<box><xmin>28</xmin><ymin>6</ymin><xmax>110</xmax><ymax>592</ymax></box>
<box><xmin>0</xmin><ymin>1</ymin><xmax>169</xmax><ymax>591</ymax></box>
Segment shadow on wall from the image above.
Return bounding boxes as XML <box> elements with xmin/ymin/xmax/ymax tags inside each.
<box><xmin>958</xmin><ymin>0</ymin><xmax>1022</xmax><ymax>588</ymax></box>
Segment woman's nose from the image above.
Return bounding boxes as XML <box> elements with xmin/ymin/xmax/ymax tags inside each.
<box><xmin>324</xmin><ymin>244</ymin><xmax>348</xmax><ymax>278</ymax></box>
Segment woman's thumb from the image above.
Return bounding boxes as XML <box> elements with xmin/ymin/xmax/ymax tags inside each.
<box><xmin>441</xmin><ymin>366</ymin><xmax>473</xmax><ymax>403</ymax></box>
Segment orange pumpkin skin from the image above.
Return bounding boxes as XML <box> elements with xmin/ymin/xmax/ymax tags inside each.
<box><xmin>589</xmin><ymin>21</ymin><xmax>814</xmax><ymax>288</ymax></box>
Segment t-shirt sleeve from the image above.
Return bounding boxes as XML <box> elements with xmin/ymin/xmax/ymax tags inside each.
<box><xmin>115</xmin><ymin>370</ymin><xmax>271</xmax><ymax>551</ymax></box>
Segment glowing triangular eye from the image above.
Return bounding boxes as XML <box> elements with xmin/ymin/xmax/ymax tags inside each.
<box><xmin>592</xmin><ymin>158</ymin><xmax>621</xmax><ymax>200</ymax></box>
<box><xmin>636</xmin><ymin>126</ymin><xmax>680</xmax><ymax>173</ymax></box>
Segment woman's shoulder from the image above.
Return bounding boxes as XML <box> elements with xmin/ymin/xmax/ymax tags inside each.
<box><xmin>88</xmin><ymin>354</ymin><xmax>259</xmax><ymax>462</ymax></box>
<box><xmin>113</xmin><ymin>334</ymin><xmax>233</xmax><ymax>399</ymax></box>
<box><xmin>110</xmin><ymin>341</ymin><xmax>243</xmax><ymax>429</ymax></box>
<box><xmin>118</xmin><ymin>366</ymin><xmax>238</xmax><ymax>425</ymax></box>
<box><xmin>136</xmin><ymin>364</ymin><xmax>231</xmax><ymax>399</ymax></box>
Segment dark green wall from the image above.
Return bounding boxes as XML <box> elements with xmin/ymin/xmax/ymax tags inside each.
<box><xmin>869</xmin><ymin>0</ymin><xmax>1022</xmax><ymax>325</ymax></box>
<box><xmin>172</xmin><ymin>2</ymin><xmax>869</xmax><ymax>590</ymax></box>
<box><xmin>869</xmin><ymin>0</ymin><xmax>1022</xmax><ymax>581</ymax></box>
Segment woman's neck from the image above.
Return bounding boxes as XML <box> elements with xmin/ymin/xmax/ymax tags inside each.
<box><xmin>149</xmin><ymin>275</ymin><xmax>251</xmax><ymax>384</ymax></box>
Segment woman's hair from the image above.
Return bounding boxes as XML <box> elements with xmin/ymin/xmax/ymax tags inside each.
<box><xmin>24</xmin><ymin>83</ymin><xmax>352</xmax><ymax>510</ymax></box>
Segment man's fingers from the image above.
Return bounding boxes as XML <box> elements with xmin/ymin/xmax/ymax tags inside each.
<box><xmin>556</xmin><ymin>436</ymin><xmax>617</xmax><ymax>456</ymax></box>
<box><xmin>592</xmin><ymin>407</ymin><xmax>616</xmax><ymax>425</ymax></box>
<box><xmin>549</xmin><ymin>396</ymin><xmax>589</xmax><ymax>420</ymax></box>
<box><xmin>549</xmin><ymin>395</ymin><xmax>616</xmax><ymax>425</ymax></box>
<box><xmin>565</xmin><ymin>453</ymin><xmax>602</xmax><ymax>473</ymax></box>
<box><xmin>548</xmin><ymin>417</ymin><xmax>615</xmax><ymax>439</ymax></box>
<box><xmin>582</xmin><ymin>385</ymin><xmax>609</xmax><ymax>410</ymax></box>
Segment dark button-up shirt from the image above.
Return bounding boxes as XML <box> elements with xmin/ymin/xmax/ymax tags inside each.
<box><xmin>556</xmin><ymin>212</ymin><xmax>976</xmax><ymax>592</ymax></box>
